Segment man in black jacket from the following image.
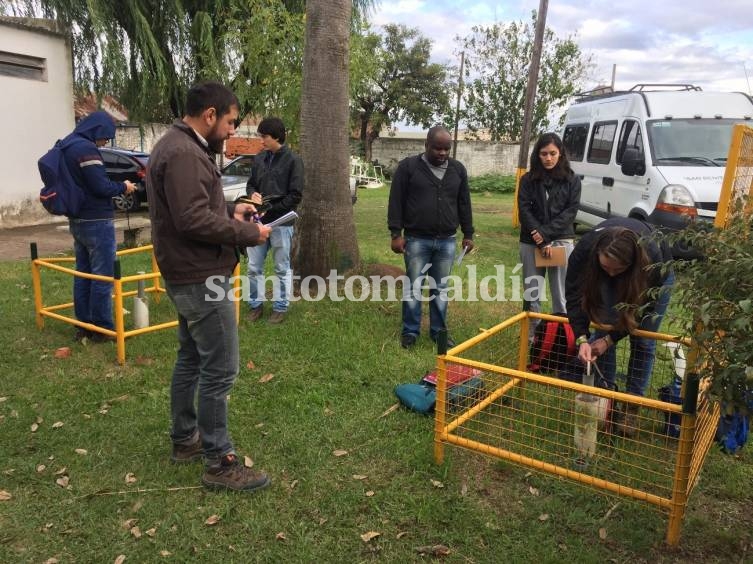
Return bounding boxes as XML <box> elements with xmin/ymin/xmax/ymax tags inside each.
<box><xmin>388</xmin><ymin>126</ymin><xmax>475</xmax><ymax>349</ymax></box>
<box><xmin>245</xmin><ymin>117</ymin><xmax>304</xmax><ymax>324</ymax></box>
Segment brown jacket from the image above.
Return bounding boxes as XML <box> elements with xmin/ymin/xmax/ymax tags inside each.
<box><xmin>146</xmin><ymin>121</ymin><xmax>262</xmax><ymax>284</ymax></box>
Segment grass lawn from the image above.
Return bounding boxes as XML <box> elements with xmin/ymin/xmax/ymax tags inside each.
<box><xmin>0</xmin><ymin>188</ymin><xmax>751</xmax><ymax>563</ymax></box>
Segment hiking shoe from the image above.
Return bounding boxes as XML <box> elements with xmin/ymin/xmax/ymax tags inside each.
<box><xmin>202</xmin><ymin>454</ymin><xmax>271</xmax><ymax>492</ymax></box>
<box><xmin>171</xmin><ymin>438</ymin><xmax>203</xmax><ymax>464</ymax></box>
<box><xmin>268</xmin><ymin>311</ymin><xmax>286</xmax><ymax>324</ymax></box>
<box><xmin>401</xmin><ymin>334</ymin><xmax>417</xmax><ymax>349</ymax></box>
<box><xmin>248</xmin><ymin>307</ymin><xmax>263</xmax><ymax>322</ymax></box>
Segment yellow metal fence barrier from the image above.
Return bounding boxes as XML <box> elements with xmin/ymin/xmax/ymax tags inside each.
<box><xmin>715</xmin><ymin>123</ymin><xmax>753</xmax><ymax>228</ymax></box>
<box><xmin>30</xmin><ymin>243</ymin><xmax>241</xmax><ymax>365</ymax></box>
<box><xmin>433</xmin><ymin>312</ymin><xmax>719</xmax><ymax>547</ymax></box>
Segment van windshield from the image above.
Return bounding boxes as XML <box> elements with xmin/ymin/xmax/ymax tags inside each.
<box><xmin>647</xmin><ymin>118</ymin><xmax>744</xmax><ymax>166</ymax></box>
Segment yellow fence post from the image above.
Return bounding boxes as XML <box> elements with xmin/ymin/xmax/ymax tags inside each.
<box><xmin>666</xmin><ymin>373</ymin><xmax>700</xmax><ymax>546</ymax></box>
<box><xmin>151</xmin><ymin>247</ymin><xmax>162</xmax><ymax>304</ymax></box>
<box><xmin>113</xmin><ymin>259</ymin><xmax>126</xmax><ymax>365</ymax></box>
<box><xmin>30</xmin><ymin>243</ymin><xmax>45</xmax><ymax>329</ymax></box>
<box><xmin>715</xmin><ymin>124</ymin><xmax>745</xmax><ymax>229</ymax></box>
<box><xmin>434</xmin><ymin>331</ymin><xmax>450</xmax><ymax>465</ymax></box>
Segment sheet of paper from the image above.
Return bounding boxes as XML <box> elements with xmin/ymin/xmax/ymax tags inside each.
<box><xmin>266</xmin><ymin>210</ymin><xmax>299</xmax><ymax>228</ymax></box>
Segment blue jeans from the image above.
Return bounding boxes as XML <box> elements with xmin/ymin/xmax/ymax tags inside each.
<box><xmin>402</xmin><ymin>236</ymin><xmax>456</xmax><ymax>340</ymax></box>
<box><xmin>165</xmin><ymin>279</ymin><xmax>239</xmax><ymax>464</ymax></box>
<box><xmin>593</xmin><ymin>272</ymin><xmax>675</xmax><ymax>396</ymax></box>
<box><xmin>69</xmin><ymin>219</ymin><xmax>116</xmax><ymax>330</ymax></box>
<box><xmin>246</xmin><ymin>225</ymin><xmax>293</xmax><ymax>312</ymax></box>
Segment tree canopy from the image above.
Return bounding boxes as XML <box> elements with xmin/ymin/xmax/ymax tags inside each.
<box><xmin>457</xmin><ymin>12</ymin><xmax>591</xmax><ymax>142</ymax></box>
<box><xmin>350</xmin><ymin>24</ymin><xmax>451</xmax><ymax>161</ymax></box>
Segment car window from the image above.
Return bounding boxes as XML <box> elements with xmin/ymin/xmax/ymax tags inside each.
<box><xmin>223</xmin><ymin>157</ymin><xmax>253</xmax><ymax>177</ymax></box>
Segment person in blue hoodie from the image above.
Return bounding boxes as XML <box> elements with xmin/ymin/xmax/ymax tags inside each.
<box><xmin>62</xmin><ymin>111</ymin><xmax>136</xmax><ymax>342</ymax></box>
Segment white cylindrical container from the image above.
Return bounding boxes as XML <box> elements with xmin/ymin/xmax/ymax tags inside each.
<box><xmin>574</xmin><ymin>363</ymin><xmax>598</xmax><ymax>469</ymax></box>
<box><xmin>133</xmin><ymin>273</ymin><xmax>149</xmax><ymax>329</ymax></box>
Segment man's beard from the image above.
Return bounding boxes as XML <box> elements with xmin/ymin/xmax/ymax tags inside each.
<box><xmin>206</xmin><ymin>124</ymin><xmax>226</xmax><ymax>153</ymax></box>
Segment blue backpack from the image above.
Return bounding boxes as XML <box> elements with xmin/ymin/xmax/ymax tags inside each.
<box><xmin>38</xmin><ymin>138</ymin><xmax>86</xmax><ymax>216</ymax></box>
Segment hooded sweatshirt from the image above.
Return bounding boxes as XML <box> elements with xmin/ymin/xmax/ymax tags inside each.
<box><xmin>62</xmin><ymin>111</ymin><xmax>127</xmax><ymax>220</ymax></box>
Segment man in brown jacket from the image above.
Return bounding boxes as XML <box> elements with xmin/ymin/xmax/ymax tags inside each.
<box><xmin>147</xmin><ymin>81</ymin><xmax>272</xmax><ymax>492</ymax></box>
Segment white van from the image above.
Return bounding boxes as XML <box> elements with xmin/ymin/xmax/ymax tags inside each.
<box><xmin>561</xmin><ymin>84</ymin><xmax>753</xmax><ymax>231</ymax></box>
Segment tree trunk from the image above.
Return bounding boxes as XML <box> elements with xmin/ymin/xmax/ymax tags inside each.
<box><xmin>294</xmin><ymin>0</ymin><xmax>360</xmax><ymax>279</ymax></box>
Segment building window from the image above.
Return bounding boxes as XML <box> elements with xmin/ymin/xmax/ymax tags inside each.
<box><xmin>0</xmin><ymin>51</ymin><xmax>47</xmax><ymax>81</ymax></box>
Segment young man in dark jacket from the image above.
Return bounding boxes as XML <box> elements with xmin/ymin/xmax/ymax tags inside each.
<box><xmin>62</xmin><ymin>111</ymin><xmax>136</xmax><ymax>342</ymax></box>
<box><xmin>245</xmin><ymin>117</ymin><xmax>304</xmax><ymax>324</ymax></box>
<box><xmin>147</xmin><ymin>81</ymin><xmax>272</xmax><ymax>492</ymax></box>
<box><xmin>388</xmin><ymin>126</ymin><xmax>475</xmax><ymax>349</ymax></box>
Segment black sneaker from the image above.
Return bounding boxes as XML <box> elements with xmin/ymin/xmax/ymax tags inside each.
<box><xmin>171</xmin><ymin>439</ymin><xmax>203</xmax><ymax>464</ymax></box>
<box><xmin>432</xmin><ymin>335</ymin><xmax>456</xmax><ymax>348</ymax></box>
<box><xmin>74</xmin><ymin>328</ymin><xmax>91</xmax><ymax>342</ymax></box>
<box><xmin>202</xmin><ymin>454</ymin><xmax>271</xmax><ymax>492</ymax></box>
<box><xmin>400</xmin><ymin>334</ymin><xmax>417</xmax><ymax>349</ymax></box>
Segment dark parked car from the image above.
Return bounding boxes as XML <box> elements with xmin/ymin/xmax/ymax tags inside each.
<box><xmin>100</xmin><ymin>147</ymin><xmax>149</xmax><ymax>212</ymax></box>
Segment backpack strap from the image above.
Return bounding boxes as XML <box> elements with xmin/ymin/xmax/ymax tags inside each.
<box><xmin>562</xmin><ymin>322</ymin><xmax>576</xmax><ymax>356</ymax></box>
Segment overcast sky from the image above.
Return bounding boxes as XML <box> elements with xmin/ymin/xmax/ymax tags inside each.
<box><xmin>371</xmin><ymin>0</ymin><xmax>753</xmax><ymax>96</ymax></box>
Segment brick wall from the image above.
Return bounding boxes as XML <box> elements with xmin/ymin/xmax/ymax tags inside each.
<box><xmin>372</xmin><ymin>137</ymin><xmax>528</xmax><ymax>177</ymax></box>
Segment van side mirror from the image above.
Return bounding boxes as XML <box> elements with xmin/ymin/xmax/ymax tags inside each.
<box><xmin>621</xmin><ymin>148</ymin><xmax>646</xmax><ymax>176</ymax></box>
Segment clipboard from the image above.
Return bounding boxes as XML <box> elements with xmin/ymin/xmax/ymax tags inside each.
<box><xmin>534</xmin><ymin>245</ymin><xmax>566</xmax><ymax>267</ymax></box>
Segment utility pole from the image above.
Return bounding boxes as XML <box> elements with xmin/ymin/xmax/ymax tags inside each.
<box><xmin>512</xmin><ymin>0</ymin><xmax>548</xmax><ymax>228</ymax></box>
<box><xmin>452</xmin><ymin>51</ymin><xmax>465</xmax><ymax>159</ymax></box>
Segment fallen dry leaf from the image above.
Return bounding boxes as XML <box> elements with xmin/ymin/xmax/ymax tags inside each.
<box><xmin>0</xmin><ymin>397</ymin><xmax>7</xmax><ymax>402</ymax></box>
<box><xmin>52</xmin><ymin>421</ymin><xmax>64</xmax><ymax>429</ymax></box>
<box><xmin>244</xmin><ymin>456</ymin><xmax>254</xmax><ymax>468</ymax></box>
<box><xmin>159</xmin><ymin>551</ymin><xmax>171</xmax><ymax>557</ymax></box>
<box><xmin>430</xmin><ymin>479</ymin><xmax>444</xmax><ymax>488</ymax></box>
<box><xmin>461</xmin><ymin>483</ymin><xmax>468</xmax><ymax>496</ymax></box>
<box><xmin>82</xmin><ymin>414</ymin><xmax>92</xmax><ymax>419</ymax></box>
<box><xmin>122</xmin><ymin>519</ymin><xmax>138</xmax><ymax>530</ymax></box>
<box><xmin>290</xmin><ymin>479</ymin><xmax>299</xmax><ymax>489</ymax></box>
<box><xmin>379</xmin><ymin>403</ymin><xmax>400</xmax><ymax>418</ymax></box>
<box><xmin>352</xmin><ymin>474</ymin><xmax>367</xmax><ymax>480</ymax></box>
<box><xmin>276</xmin><ymin>532</ymin><xmax>286</xmax><ymax>541</ymax></box>
<box><xmin>54</xmin><ymin>347</ymin><xmax>72</xmax><ymax>359</ymax></box>
<box><xmin>365</xmin><ymin>490</ymin><xmax>375</xmax><ymax>497</ymax></box>
<box><xmin>44</xmin><ymin>559</ymin><xmax>59</xmax><ymax>564</ymax></box>
<box><xmin>31</xmin><ymin>423</ymin><xmax>39</xmax><ymax>433</ymax></box>
<box><xmin>114</xmin><ymin>555</ymin><xmax>126</xmax><ymax>564</ymax></box>
<box><xmin>134</xmin><ymin>356</ymin><xmax>154</xmax><ymax>366</ymax></box>
<box><xmin>0</xmin><ymin>490</ymin><xmax>11</xmax><ymax>501</ymax></box>
<box><xmin>254</xmin><ymin>422</ymin><xmax>264</xmax><ymax>428</ymax></box>
<box><xmin>74</xmin><ymin>449</ymin><xmax>87</xmax><ymax>456</ymax></box>
<box><xmin>528</xmin><ymin>486</ymin><xmax>540</xmax><ymax>496</ymax></box>
<box><xmin>205</xmin><ymin>514</ymin><xmax>221</xmax><ymax>526</ymax></box>
<box><xmin>98</xmin><ymin>409</ymin><xmax>109</xmax><ymax>415</ymax></box>
<box><xmin>36</xmin><ymin>464</ymin><xmax>46</xmax><ymax>473</ymax></box>
<box><xmin>54</xmin><ymin>467</ymin><xmax>67</xmax><ymax>476</ymax></box>
<box><xmin>130</xmin><ymin>526</ymin><xmax>142</xmax><ymax>539</ymax></box>
<box><xmin>538</xmin><ymin>514</ymin><xmax>550</xmax><ymax>522</ymax></box>
<box><xmin>318</xmin><ymin>518</ymin><xmax>328</xmax><ymax>526</ymax></box>
<box><xmin>324</xmin><ymin>407</ymin><xmax>334</xmax><ymax>416</ymax></box>
<box><xmin>415</xmin><ymin>545</ymin><xmax>450</xmax><ymax>557</ymax></box>
<box><xmin>396</xmin><ymin>531</ymin><xmax>408</xmax><ymax>539</ymax></box>
<box><xmin>598</xmin><ymin>527</ymin><xmax>607</xmax><ymax>540</ymax></box>
<box><xmin>145</xmin><ymin>528</ymin><xmax>156</xmax><ymax>537</ymax></box>
<box><xmin>55</xmin><ymin>476</ymin><xmax>70</xmax><ymax>488</ymax></box>
<box><xmin>258</xmin><ymin>373</ymin><xmax>274</xmax><ymax>383</ymax></box>
<box><xmin>360</xmin><ymin>531</ymin><xmax>380</xmax><ymax>543</ymax></box>
<box><xmin>246</xmin><ymin>360</ymin><xmax>256</xmax><ymax>370</ymax></box>
<box><xmin>124</xmin><ymin>473</ymin><xmax>137</xmax><ymax>485</ymax></box>
<box><xmin>333</xmin><ymin>449</ymin><xmax>348</xmax><ymax>457</ymax></box>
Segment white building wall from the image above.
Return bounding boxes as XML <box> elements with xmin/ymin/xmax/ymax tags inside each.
<box><xmin>0</xmin><ymin>19</ymin><xmax>74</xmax><ymax>227</ymax></box>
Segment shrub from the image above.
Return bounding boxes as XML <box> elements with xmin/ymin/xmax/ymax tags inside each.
<box><xmin>468</xmin><ymin>174</ymin><xmax>516</xmax><ymax>194</ymax></box>
<box><xmin>669</xmin><ymin>204</ymin><xmax>753</xmax><ymax>412</ymax></box>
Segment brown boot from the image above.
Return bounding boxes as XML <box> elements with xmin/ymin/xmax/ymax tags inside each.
<box><xmin>248</xmin><ymin>307</ymin><xmax>263</xmax><ymax>322</ymax></box>
<box><xmin>615</xmin><ymin>403</ymin><xmax>641</xmax><ymax>439</ymax></box>
<box><xmin>202</xmin><ymin>454</ymin><xmax>271</xmax><ymax>492</ymax></box>
<box><xmin>171</xmin><ymin>438</ymin><xmax>203</xmax><ymax>464</ymax></box>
